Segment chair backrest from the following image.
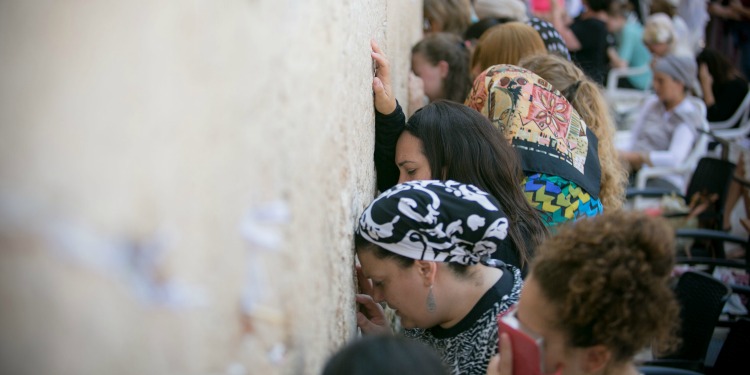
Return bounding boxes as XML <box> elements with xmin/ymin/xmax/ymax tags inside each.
<box><xmin>711</xmin><ymin>318</ymin><xmax>750</xmax><ymax>373</ymax></box>
<box><xmin>606</xmin><ymin>65</ymin><xmax>651</xmax><ymax>96</ymax></box>
<box><xmin>709</xmin><ymin>84</ymin><xmax>750</xmax><ymax>131</ymax></box>
<box><xmin>683</xmin><ymin>97</ymin><xmax>711</xmax><ymax>175</ymax></box>
<box><xmin>661</xmin><ymin>271</ymin><xmax>731</xmax><ymax>363</ymax></box>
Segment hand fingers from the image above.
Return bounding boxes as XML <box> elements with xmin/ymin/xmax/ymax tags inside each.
<box><xmin>356</xmin><ymin>293</ymin><xmax>387</xmax><ymax>323</ymax></box>
<box><xmin>356</xmin><ymin>265</ymin><xmax>373</xmax><ymax>295</ymax></box>
<box><xmin>499</xmin><ymin>333</ymin><xmax>513</xmax><ymax>374</ymax></box>
<box><xmin>355</xmin><ymin>293</ymin><xmax>381</xmax><ymax>315</ymax></box>
<box><xmin>371</xmin><ymin>39</ymin><xmax>385</xmax><ymax>56</ymax></box>
<box><xmin>486</xmin><ymin>355</ymin><xmax>501</xmax><ymax>375</ymax></box>
<box><xmin>371</xmin><ymin>51</ymin><xmax>391</xmax><ymax>80</ymax></box>
<box><xmin>357</xmin><ymin>311</ymin><xmax>391</xmax><ymax>335</ymax></box>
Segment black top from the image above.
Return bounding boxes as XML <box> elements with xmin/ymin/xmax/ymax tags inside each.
<box><xmin>708</xmin><ymin>77</ymin><xmax>749</xmax><ymax>127</ymax></box>
<box><xmin>570</xmin><ymin>17</ymin><xmax>611</xmax><ymax>85</ymax></box>
<box><xmin>374</xmin><ymin>103</ymin><xmax>405</xmax><ymax>193</ymax></box>
<box><xmin>404</xmin><ymin>266</ymin><xmax>522</xmax><ymax>375</ymax></box>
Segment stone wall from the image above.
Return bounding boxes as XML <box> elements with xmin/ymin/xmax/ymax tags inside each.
<box><xmin>0</xmin><ymin>1</ymin><xmax>422</xmax><ymax>374</ymax></box>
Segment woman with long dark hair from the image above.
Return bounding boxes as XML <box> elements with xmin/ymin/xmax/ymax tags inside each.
<box><xmin>372</xmin><ymin>40</ymin><xmax>547</xmax><ymax>273</ymax></box>
<box><xmin>697</xmin><ymin>48</ymin><xmax>749</xmax><ymax>127</ymax></box>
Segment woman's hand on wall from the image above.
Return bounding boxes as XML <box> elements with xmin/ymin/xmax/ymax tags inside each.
<box><xmin>371</xmin><ymin>40</ymin><xmax>398</xmax><ymax>115</ymax></box>
<box><xmin>355</xmin><ymin>294</ymin><xmax>391</xmax><ymax>335</ymax></box>
<box><xmin>355</xmin><ymin>264</ymin><xmax>391</xmax><ymax>334</ymax></box>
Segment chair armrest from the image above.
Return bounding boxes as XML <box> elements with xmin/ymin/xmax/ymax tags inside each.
<box><xmin>634</xmin><ymin>166</ymin><xmax>690</xmax><ymax>190</ymax></box>
<box><xmin>638</xmin><ymin>365</ymin><xmax>703</xmax><ymax>375</ymax></box>
<box><xmin>640</xmin><ymin>360</ymin><xmax>703</xmax><ymax>373</ymax></box>
<box><xmin>676</xmin><ymin>256</ymin><xmax>747</xmax><ymax>270</ymax></box>
<box><xmin>675</xmin><ymin>229</ymin><xmax>747</xmax><ymax>245</ymax></box>
<box><xmin>709</xmin><ymin>84</ymin><xmax>750</xmax><ymax>130</ymax></box>
<box><xmin>606</xmin><ymin>66</ymin><xmax>650</xmax><ymax>92</ymax></box>
<box><xmin>625</xmin><ymin>187</ymin><xmax>684</xmax><ymax>199</ymax></box>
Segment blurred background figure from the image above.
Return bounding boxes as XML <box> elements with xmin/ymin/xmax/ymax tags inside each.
<box><xmin>697</xmin><ymin>47</ymin><xmax>749</xmax><ymax>127</ymax></box>
<box><xmin>471</xmin><ymin>22</ymin><xmax>548</xmax><ymax>75</ymax></box>
<box><xmin>606</xmin><ymin>0</ymin><xmax>653</xmax><ymax>90</ymax></box>
<box><xmin>642</xmin><ymin>12</ymin><xmax>692</xmax><ymax>58</ymax></box>
<box><xmin>409</xmin><ymin>33</ymin><xmax>473</xmax><ymax>114</ymax></box>
<box><xmin>469</xmin><ymin>0</ymin><xmax>570</xmax><ymax>59</ymax></box>
<box><xmin>619</xmin><ymin>54</ymin><xmax>704</xmax><ymax>190</ymax></box>
<box><xmin>424</xmin><ymin>0</ymin><xmax>474</xmax><ymax>35</ymax></box>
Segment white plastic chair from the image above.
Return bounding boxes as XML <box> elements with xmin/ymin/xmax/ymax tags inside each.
<box><xmin>709</xmin><ymin>84</ymin><xmax>750</xmax><ymax>142</ymax></box>
<box><xmin>634</xmin><ymin>97</ymin><xmax>710</xmax><ymax>192</ymax></box>
<box><xmin>605</xmin><ymin>66</ymin><xmax>652</xmax><ymax>130</ymax></box>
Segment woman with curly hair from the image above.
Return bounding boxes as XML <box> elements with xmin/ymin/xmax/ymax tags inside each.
<box><xmin>519</xmin><ymin>53</ymin><xmax>628</xmax><ymax>211</ymax></box>
<box><xmin>487</xmin><ymin>212</ymin><xmax>681</xmax><ymax>375</ymax></box>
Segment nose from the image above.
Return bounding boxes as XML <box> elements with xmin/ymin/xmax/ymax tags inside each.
<box><xmin>397</xmin><ymin>171</ymin><xmax>407</xmax><ymax>184</ymax></box>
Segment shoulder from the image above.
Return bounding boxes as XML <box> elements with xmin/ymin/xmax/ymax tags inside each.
<box><xmin>643</xmin><ymin>95</ymin><xmax>662</xmax><ymax>110</ymax></box>
<box><xmin>726</xmin><ymin>78</ymin><xmax>749</xmax><ymax>92</ymax></box>
<box><xmin>623</xmin><ymin>22</ymin><xmax>643</xmax><ymax>37</ymax></box>
<box><xmin>674</xmin><ymin>97</ymin><xmax>705</xmax><ymax>124</ymax></box>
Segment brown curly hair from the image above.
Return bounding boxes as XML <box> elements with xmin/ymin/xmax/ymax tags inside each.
<box><xmin>531</xmin><ymin>212</ymin><xmax>680</xmax><ymax>363</ymax></box>
<box><xmin>518</xmin><ymin>54</ymin><xmax>628</xmax><ymax>211</ymax></box>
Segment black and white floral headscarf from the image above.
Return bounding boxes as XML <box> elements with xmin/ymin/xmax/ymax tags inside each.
<box><xmin>357</xmin><ymin>180</ymin><xmax>510</xmax><ymax>266</ymax></box>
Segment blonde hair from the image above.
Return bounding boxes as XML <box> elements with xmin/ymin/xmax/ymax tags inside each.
<box><xmin>643</xmin><ymin>13</ymin><xmax>675</xmax><ymax>46</ymax></box>
<box><xmin>518</xmin><ymin>54</ymin><xmax>627</xmax><ymax>211</ymax></box>
<box><xmin>471</xmin><ymin>22</ymin><xmax>547</xmax><ymax>72</ymax></box>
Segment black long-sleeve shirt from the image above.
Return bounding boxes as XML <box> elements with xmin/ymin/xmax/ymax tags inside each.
<box><xmin>374</xmin><ymin>102</ymin><xmax>405</xmax><ymax>193</ymax></box>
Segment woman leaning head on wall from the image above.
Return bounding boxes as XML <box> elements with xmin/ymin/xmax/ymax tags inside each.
<box><xmin>355</xmin><ymin>179</ymin><xmax>524</xmax><ymax>375</ymax></box>
<box><xmin>519</xmin><ymin>53</ymin><xmax>627</xmax><ymax>211</ymax></box>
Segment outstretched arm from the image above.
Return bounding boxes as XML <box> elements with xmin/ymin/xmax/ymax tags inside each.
<box><xmin>371</xmin><ymin>40</ymin><xmax>405</xmax><ymax>192</ymax></box>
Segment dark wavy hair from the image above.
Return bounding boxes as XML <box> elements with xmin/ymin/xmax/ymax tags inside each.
<box><xmin>404</xmin><ymin>100</ymin><xmax>548</xmax><ymax>270</ymax></box>
<box><xmin>697</xmin><ymin>48</ymin><xmax>746</xmax><ymax>85</ymax></box>
<box><xmin>532</xmin><ymin>212</ymin><xmax>680</xmax><ymax>363</ymax></box>
<box><xmin>411</xmin><ymin>33</ymin><xmax>472</xmax><ymax>103</ymax></box>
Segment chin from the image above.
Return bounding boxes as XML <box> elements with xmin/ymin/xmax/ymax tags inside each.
<box><xmin>398</xmin><ymin>316</ymin><xmax>418</xmax><ymax>329</ymax></box>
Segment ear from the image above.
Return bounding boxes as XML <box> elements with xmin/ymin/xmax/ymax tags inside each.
<box><xmin>414</xmin><ymin>260</ymin><xmax>438</xmax><ymax>286</ymax></box>
<box><xmin>437</xmin><ymin>60</ymin><xmax>450</xmax><ymax>79</ymax></box>
<box><xmin>581</xmin><ymin>345</ymin><xmax>612</xmax><ymax>373</ymax></box>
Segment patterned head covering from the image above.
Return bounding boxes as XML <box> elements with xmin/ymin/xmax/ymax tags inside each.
<box><xmin>357</xmin><ymin>180</ymin><xmax>510</xmax><ymax>266</ymax></box>
<box><xmin>465</xmin><ymin>64</ymin><xmax>601</xmax><ymax>198</ymax></box>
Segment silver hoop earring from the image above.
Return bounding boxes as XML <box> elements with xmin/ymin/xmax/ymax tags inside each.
<box><xmin>427</xmin><ymin>285</ymin><xmax>437</xmax><ymax>313</ymax></box>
